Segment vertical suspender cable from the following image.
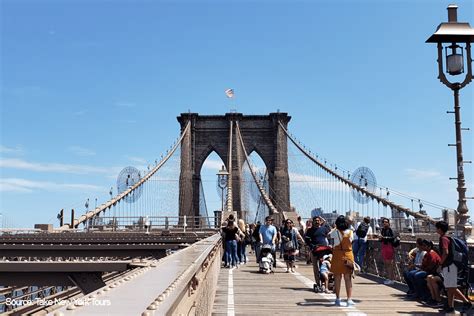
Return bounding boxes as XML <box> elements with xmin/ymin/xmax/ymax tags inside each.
<box><xmin>226</xmin><ymin>120</ymin><xmax>233</xmax><ymax>213</ymax></box>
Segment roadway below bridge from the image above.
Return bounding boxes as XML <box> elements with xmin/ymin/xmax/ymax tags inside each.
<box><xmin>0</xmin><ymin>230</ymin><xmax>216</xmax><ymax>258</ymax></box>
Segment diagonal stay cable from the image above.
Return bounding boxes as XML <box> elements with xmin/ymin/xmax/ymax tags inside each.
<box><xmin>235</xmin><ymin>122</ymin><xmax>280</xmax><ymax>216</ymax></box>
<box><xmin>279</xmin><ymin>122</ymin><xmax>436</xmax><ymax>224</ymax></box>
<box><xmin>60</xmin><ymin>121</ymin><xmax>191</xmax><ymax>229</ymax></box>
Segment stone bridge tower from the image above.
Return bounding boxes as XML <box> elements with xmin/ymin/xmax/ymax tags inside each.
<box><xmin>177</xmin><ymin>112</ymin><xmax>291</xmax><ymax>220</ymax></box>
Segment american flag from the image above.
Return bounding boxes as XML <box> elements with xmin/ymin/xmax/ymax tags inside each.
<box><xmin>225</xmin><ymin>88</ymin><xmax>234</xmax><ymax>98</ymax></box>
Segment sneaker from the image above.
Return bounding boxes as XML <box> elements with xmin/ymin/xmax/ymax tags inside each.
<box><xmin>443</xmin><ymin>307</ymin><xmax>455</xmax><ymax>313</ymax></box>
<box><xmin>334</xmin><ymin>298</ymin><xmax>341</xmax><ymax>306</ymax></box>
<box><xmin>346</xmin><ymin>299</ymin><xmax>356</xmax><ymax>306</ymax></box>
<box><xmin>290</xmin><ymin>268</ymin><xmax>295</xmax><ymax>273</ymax></box>
<box><xmin>422</xmin><ymin>299</ymin><xmax>438</xmax><ymax>307</ymax></box>
<box><xmin>440</xmin><ymin>306</ymin><xmax>455</xmax><ymax>314</ymax></box>
<box><xmin>286</xmin><ymin>268</ymin><xmax>290</xmax><ymax>273</ymax></box>
<box><xmin>434</xmin><ymin>301</ymin><xmax>444</xmax><ymax>308</ymax></box>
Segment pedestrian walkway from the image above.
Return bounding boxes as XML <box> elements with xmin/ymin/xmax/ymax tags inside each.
<box><xmin>212</xmin><ymin>258</ymin><xmax>439</xmax><ymax>315</ymax></box>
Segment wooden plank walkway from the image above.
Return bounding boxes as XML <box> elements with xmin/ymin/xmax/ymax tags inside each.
<box><xmin>212</xmin><ymin>256</ymin><xmax>441</xmax><ymax>315</ymax></box>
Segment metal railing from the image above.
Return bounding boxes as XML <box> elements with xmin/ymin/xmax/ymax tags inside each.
<box><xmin>85</xmin><ymin>216</ymin><xmax>219</xmax><ymax>232</ymax></box>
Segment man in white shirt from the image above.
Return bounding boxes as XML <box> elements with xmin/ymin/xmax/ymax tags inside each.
<box><xmin>297</xmin><ymin>216</ymin><xmax>306</xmax><ymax>234</ymax></box>
<box><xmin>352</xmin><ymin>216</ymin><xmax>373</xmax><ymax>271</ymax></box>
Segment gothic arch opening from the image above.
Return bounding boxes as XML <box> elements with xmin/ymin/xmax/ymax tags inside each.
<box><xmin>200</xmin><ymin>151</ymin><xmax>227</xmax><ymax>219</ymax></box>
<box><xmin>241</xmin><ymin>151</ymin><xmax>269</xmax><ymax>224</ymax></box>
<box><xmin>178</xmin><ymin>112</ymin><xmax>291</xmax><ymax>222</ymax></box>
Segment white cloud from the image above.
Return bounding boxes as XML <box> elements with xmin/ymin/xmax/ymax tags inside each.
<box><xmin>0</xmin><ymin>158</ymin><xmax>118</xmax><ymax>175</ymax></box>
<box><xmin>0</xmin><ymin>145</ymin><xmax>24</xmax><ymax>155</ymax></box>
<box><xmin>405</xmin><ymin>168</ymin><xmax>443</xmax><ymax>180</ymax></box>
<box><xmin>0</xmin><ymin>178</ymin><xmax>106</xmax><ymax>193</ymax></box>
<box><xmin>68</xmin><ymin>146</ymin><xmax>96</xmax><ymax>156</ymax></box>
<box><xmin>202</xmin><ymin>159</ymin><xmax>224</xmax><ymax>171</ymax></box>
<box><xmin>128</xmin><ymin>156</ymin><xmax>147</xmax><ymax>164</ymax></box>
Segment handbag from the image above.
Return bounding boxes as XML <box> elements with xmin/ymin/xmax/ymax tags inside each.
<box><xmin>344</xmin><ymin>258</ymin><xmax>354</xmax><ymax>269</ymax></box>
<box><xmin>284</xmin><ymin>240</ymin><xmax>295</xmax><ymax>250</ymax></box>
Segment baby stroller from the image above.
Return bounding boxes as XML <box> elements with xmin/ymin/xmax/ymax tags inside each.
<box><xmin>312</xmin><ymin>245</ymin><xmax>332</xmax><ymax>292</ymax></box>
<box><xmin>259</xmin><ymin>244</ymin><xmax>274</xmax><ymax>274</ymax></box>
<box><xmin>319</xmin><ymin>254</ymin><xmax>335</xmax><ymax>293</ymax></box>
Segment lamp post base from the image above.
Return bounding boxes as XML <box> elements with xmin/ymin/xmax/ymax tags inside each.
<box><xmin>457</xmin><ymin>223</ymin><xmax>474</xmax><ymax>245</ymax></box>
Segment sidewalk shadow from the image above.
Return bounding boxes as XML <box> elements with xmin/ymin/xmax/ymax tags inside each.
<box><xmin>280</xmin><ymin>286</ymin><xmax>315</xmax><ymax>292</ymax></box>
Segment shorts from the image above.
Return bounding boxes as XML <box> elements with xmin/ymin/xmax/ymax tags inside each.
<box><xmin>381</xmin><ymin>243</ymin><xmax>394</xmax><ymax>261</ymax></box>
<box><xmin>283</xmin><ymin>254</ymin><xmax>295</xmax><ymax>262</ymax></box>
<box><xmin>442</xmin><ymin>263</ymin><xmax>458</xmax><ymax>288</ymax></box>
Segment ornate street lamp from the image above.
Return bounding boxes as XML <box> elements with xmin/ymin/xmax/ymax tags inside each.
<box><xmin>217</xmin><ymin>165</ymin><xmax>229</xmax><ymax>212</ymax></box>
<box><xmin>426</xmin><ymin>4</ymin><xmax>474</xmax><ymax>241</ymax></box>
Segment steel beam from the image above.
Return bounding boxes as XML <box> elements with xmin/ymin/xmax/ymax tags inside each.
<box><xmin>0</xmin><ymin>244</ymin><xmax>183</xmax><ymax>258</ymax></box>
<box><xmin>0</xmin><ymin>261</ymin><xmax>131</xmax><ymax>294</ymax></box>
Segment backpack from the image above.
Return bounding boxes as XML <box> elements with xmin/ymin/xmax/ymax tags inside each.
<box><xmin>244</xmin><ymin>230</ymin><xmax>252</xmax><ymax>245</ymax></box>
<box><xmin>449</xmin><ymin>236</ymin><xmax>468</xmax><ymax>271</ymax></box>
<box><xmin>356</xmin><ymin>222</ymin><xmax>369</xmax><ymax>239</ymax></box>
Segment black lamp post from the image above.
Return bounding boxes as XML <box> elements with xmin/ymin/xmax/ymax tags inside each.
<box><xmin>217</xmin><ymin>165</ymin><xmax>229</xmax><ymax>212</ymax></box>
<box><xmin>426</xmin><ymin>4</ymin><xmax>474</xmax><ymax>241</ymax></box>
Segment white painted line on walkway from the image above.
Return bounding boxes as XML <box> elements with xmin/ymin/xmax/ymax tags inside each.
<box><xmin>227</xmin><ymin>267</ymin><xmax>235</xmax><ymax>316</ymax></box>
<box><xmin>276</xmin><ymin>260</ymin><xmax>367</xmax><ymax>316</ymax></box>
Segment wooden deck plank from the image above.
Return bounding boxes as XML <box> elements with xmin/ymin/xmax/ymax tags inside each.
<box><xmin>212</xmin><ymin>256</ymin><xmax>441</xmax><ymax>315</ymax></box>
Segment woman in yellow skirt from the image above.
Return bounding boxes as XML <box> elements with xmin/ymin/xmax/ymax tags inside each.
<box><xmin>329</xmin><ymin>215</ymin><xmax>355</xmax><ymax>307</ymax></box>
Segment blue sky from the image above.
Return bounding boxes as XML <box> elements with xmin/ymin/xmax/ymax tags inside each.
<box><xmin>0</xmin><ymin>0</ymin><xmax>473</xmax><ymax>228</ymax></box>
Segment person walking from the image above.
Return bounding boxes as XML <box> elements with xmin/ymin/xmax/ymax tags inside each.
<box><xmin>380</xmin><ymin>218</ymin><xmax>395</xmax><ymax>285</ymax></box>
<box><xmin>305</xmin><ymin>216</ymin><xmax>331</xmax><ymax>290</ymax></box>
<box><xmin>281</xmin><ymin>219</ymin><xmax>304</xmax><ymax>273</ymax></box>
<box><xmin>252</xmin><ymin>222</ymin><xmax>262</xmax><ymax>263</ymax></box>
<box><xmin>297</xmin><ymin>216</ymin><xmax>306</xmax><ymax>236</ymax></box>
<box><xmin>352</xmin><ymin>216</ymin><xmax>373</xmax><ymax>271</ymax></box>
<box><xmin>237</xmin><ymin>219</ymin><xmax>247</xmax><ymax>264</ymax></box>
<box><xmin>222</xmin><ymin>220</ymin><xmax>239</xmax><ymax>268</ymax></box>
<box><xmin>436</xmin><ymin>221</ymin><xmax>472</xmax><ymax>313</ymax></box>
<box><xmin>305</xmin><ymin>219</ymin><xmax>313</xmax><ymax>264</ymax></box>
<box><xmin>259</xmin><ymin>216</ymin><xmax>277</xmax><ymax>267</ymax></box>
<box><xmin>329</xmin><ymin>215</ymin><xmax>356</xmax><ymax>307</ymax></box>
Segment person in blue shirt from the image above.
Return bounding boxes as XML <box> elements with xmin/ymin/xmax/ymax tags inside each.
<box><xmin>259</xmin><ymin>215</ymin><xmax>277</xmax><ymax>268</ymax></box>
<box><xmin>305</xmin><ymin>216</ymin><xmax>332</xmax><ymax>291</ymax></box>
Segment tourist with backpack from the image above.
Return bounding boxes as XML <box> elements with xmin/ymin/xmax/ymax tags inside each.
<box><xmin>352</xmin><ymin>216</ymin><xmax>372</xmax><ymax>271</ymax></box>
<box><xmin>435</xmin><ymin>220</ymin><xmax>471</xmax><ymax>313</ymax></box>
